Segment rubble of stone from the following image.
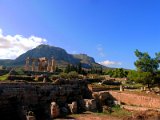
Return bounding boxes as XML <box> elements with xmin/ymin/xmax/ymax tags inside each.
<box><xmin>0</xmin><ymin>78</ymin><xmax>119</xmax><ymax>120</ymax></box>
<box><xmin>0</xmin><ymin>80</ymin><xmax>92</xmax><ymax>120</ymax></box>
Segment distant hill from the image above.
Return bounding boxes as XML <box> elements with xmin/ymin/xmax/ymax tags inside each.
<box><xmin>0</xmin><ymin>44</ymin><xmax>104</xmax><ymax>68</ymax></box>
<box><xmin>0</xmin><ymin>59</ymin><xmax>14</xmax><ymax>66</ymax></box>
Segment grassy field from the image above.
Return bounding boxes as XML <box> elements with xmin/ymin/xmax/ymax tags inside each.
<box><xmin>106</xmin><ymin>105</ymin><xmax>132</xmax><ymax>117</ymax></box>
<box><xmin>69</xmin><ymin>105</ymin><xmax>132</xmax><ymax>120</ymax></box>
<box><xmin>0</xmin><ymin>74</ymin><xmax>8</xmax><ymax>81</ymax></box>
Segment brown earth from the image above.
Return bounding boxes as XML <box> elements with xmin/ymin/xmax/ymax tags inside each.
<box><xmin>55</xmin><ymin>112</ymin><xmax>122</xmax><ymax>120</ymax></box>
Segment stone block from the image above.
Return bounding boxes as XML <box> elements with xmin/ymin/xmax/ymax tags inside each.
<box><xmin>68</xmin><ymin>101</ymin><xmax>77</xmax><ymax>114</ymax></box>
<box><xmin>84</xmin><ymin>99</ymin><xmax>97</xmax><ymax>112</ymax></box>
<box><xmin>51</xmin><ymin>102</ymin><xmax>60</xmax><ymax>118</ymax></box>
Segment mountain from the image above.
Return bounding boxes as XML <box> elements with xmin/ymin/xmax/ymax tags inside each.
<box><xmin>72</xmin><ymin>54</ymin><xmax>99</xmax><ymax>68</ymax></box>
<box><xmin>13</xmin><ymin>44</ymin><xmax>79</xmax><ymax>66</ymax></box>
<box><xmin>0</xmin><ymin>44</ymin><xmax>103</xmax><ymax>68</ymax></box>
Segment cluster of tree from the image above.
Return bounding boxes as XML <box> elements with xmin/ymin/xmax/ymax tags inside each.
<box><xmin>65</xmin><ymin>63</ymin><xmax>83</xmax><ymax>74</ymax></box>
<box><xmin>127</xmin><ymin>49</ymin><xmax>160</xmax><ymax>89</ymax></box>
<box><xmin>65</xmin><ymin>63</ymin><xmax>103</xmax><ymax>75</ymax></box>
<box><xmin>90</xmin><ymin>67</ymin><xmax>103</xmax><ymax>74</ymax></box>
<box><xmin>59</xmin><ymin>71</ymin><xmax>78</xmax><ymax>79</ymax></box>
<box><xmin>55</xmin><ymin>66</ymin><xmax>63</xmax><ymax>73</ymax></box>
<box><xmin>104</xmin><ymin>68</ymin><xmax>128</xmax><ymax>78</ymax></box>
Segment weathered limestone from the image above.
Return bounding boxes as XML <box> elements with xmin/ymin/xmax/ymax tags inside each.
<box><xmin>25</xmin><ymin>57</ymin><xmax>56</xmax><ymax>72</ymax></box>
<box><xmin>25</xmin><ymin>57</ymin><xmax>30</xmax><ymax>71</ymax></box>
<box><xmin>120</xmin><ymin>85</ymin><xmax>124</xmax><ymax>91</ymax></box>
<box><xmin>26</xmin><ymin>111</ymin><xmax>36</xmax><ymax>120</ymax></box>
<box><xmin>47</xmin><ymin>60</ymin><xmax>51</xmax><ymax>72</ymax></box>
<box><xmin>99</xmin><ymin>91</ymin><xmax>110</xmax><ymax>101</ymax></box>
<box><xmin>50</xmin><ymin>57</ymin><xmax>56</xmax><ymax>72</ymax></box>
<box><xmin>92</xmin><ymin>91</ymin><xmax>110</xmax><ymax>103</ymax></box>
<box><xmin>26</xmin><ymin>116</ymin><xmax>36</xmax><ymax>120</ymax></box>
<box><xmin>50</xmin><ymin>102</ymin><xmax>60</xmax><ymax>118</ymax></box>
<box><xmin>92</xmin><ymin>92</ymin><xmax>99</xmax><ymax>100</ymax></box>
<box><xmin>92</xmin><ymin>91</ymin><xmax>110</xmax><ymax>111</ymax></box>
<box><xmin>0</xmin><ymin>80</ymin><xmax>90</xmax><ymax>119</ymax></box>
<box><xmin>38</xmin><ymin>57</ymin><xmax>48</xmax><ymax>72</ymax></box>
<box><xmin>109</xmin><ymin>91</ymin><xmax>160</xmax><ymax>109</ymax></box>
<box><xmin>84</xmin><ymin>99</ymin><xmax>97</xmax><ymax>112</ymax></box>
<box><xmin>68</xmin><ymin>101</ymin><xmax>77</xmax><ymax>114</ymax></box>
<box><xmin>31</xmin><ymin>58</ymin><xmax>36</xmax><ymax>71</ymax></box>
<box><xmin>114</xmin><ymin>100</ymin><xmax>121</xmax><ymax>106</ymax></box>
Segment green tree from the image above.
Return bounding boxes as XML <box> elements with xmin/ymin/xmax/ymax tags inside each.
<box><xmin>154</xmin><ymin>70</ymin><xmax>160</xmax><ymax>88</ymax></box>
<box><xmin>134</xmin><ymin>49</ymin><xmax>159</xmax><ymax>73</ymax></box>
<box><xmin>78</xmin><ymin>63</ymin><xmax>82</xmax><ymax>74</ymax></box>
<box><xmin>127</xmin><ymin>70</ymin><xmax>153</xmax><ymax>88</ymax></box>
<box><xmin>55</xmin><ymin>66</ymin><xmax>63</xmax><ymax>73</ymax></box>
<box><xmin>133</xmin><ymin>49</ymin><xmax>160</xmax><ymax>89</ymax></box>
<box><xmin>65</xmin><ymin>64</ymin><xmax>71</xmax><ymax>73</ymax></box>
<box><xmin>105</xmin><ymin>68</ymin><xmax>128</xmax><ymax>78</ymax></box>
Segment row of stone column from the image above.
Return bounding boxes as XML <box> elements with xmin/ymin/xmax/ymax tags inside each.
<box><xmin>25</xmin><ymin>57</ymin><xmax>56</xmax><ymax>72</ymax></box>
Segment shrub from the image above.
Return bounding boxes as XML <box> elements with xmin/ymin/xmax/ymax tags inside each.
<box><xmin>51</xmin><ymin>75</ymin><xmax>60</xmax><ymax>80</ymax></box>
<box><xmin>59</xmin><ymin>72</ymin><xmax>68</xmax><ymax>79</ymax></box>
<box><xmin>68</xmin><ymin>71</ymin><xmax>78</xmax><ymax>79</ymax></box>
<box><xmin>102</xmin><ymin>80</ymin><xmax>121</xmax><ymax>85</ymax></box>
<box><xmin>34</xmin><ymin>76</ymin><xmax>44</xmax><ymax>81</ymax></box>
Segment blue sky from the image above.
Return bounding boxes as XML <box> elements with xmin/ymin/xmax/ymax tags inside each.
<box><xmin>0</xmin><ymin>0</ymin><xmax>160</xmax><ymax>69</ymax></box>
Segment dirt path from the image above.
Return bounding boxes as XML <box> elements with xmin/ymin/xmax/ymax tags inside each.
<box><xmin>55</xmin><ymin>112</ymin><xmax>122</xmax><ymax>120</ymax></box>
<box><xmin>74</xmin><ymin>113</ymin><xmax>122</xmax><ymax>120</ymax></box>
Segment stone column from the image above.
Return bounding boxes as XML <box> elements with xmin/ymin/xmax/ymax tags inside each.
<box><xmin>47</xmin><ymin>60</ymin><xmax>51</xmax><ymax>72</ymax></box>
<box><xmin>120</xmin><ymin>85</ymin><xmax>124</xmax><ymax>91</ymax></box>
<box><xmin>50</xmin><ymin>58</ymin><xmax>56</xmax><ymax>72</ymax></box>
<box><xmin>25</xmin><ymin>57</ymin><xmax>30</xmax><ymax>71</ymax></box>
<box><xmin>38</xmin><ymin>59</ymin><xmax>43</xmax><ymax>71</ymax></box>
<box><xmin>68</xmin><ymin>101</ymin><xmax>77</xmax><ymax>114</ymax></box>
<box><xmin>32</xmin><ymin>59</ymin><xmax>36</xmax><ymax>71</ymax></box>
<box><xmin>26</xmin><ymin>111</ymin><xmax>36</xmax><ymax>120</ymax></box>
<box><xmin>44</xmin><ymin>59</ymin><xmax>48</xmax><ymax>72</ymax></box>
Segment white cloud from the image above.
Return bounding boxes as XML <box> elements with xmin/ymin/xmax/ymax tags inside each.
<box><xmin>0</xmin><ymin>29</ymin><xmax>47</xmax><ymax>59</ymax></box>
<box><xmin>98</xmin><ymin>60</ymin><xmax>122</xmax><ymax>67</ymax></box>
<box><xmin>96</xmin><ymin>44</ymin><xmax>105</xmax><ymax>57</ymax></box>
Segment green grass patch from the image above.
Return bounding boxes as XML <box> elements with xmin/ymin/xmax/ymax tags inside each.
<box><xmin>0</xmin><ymin>74</ymin><xmax>9</xmax><ymax>81</ymax></box>
<box><xmin>124</xmin><ymin>83</ymin><xmax>143</xmax><ymax>89</ymax></box>
<box><xmin>102</xmin><ymin>105</ymin><xmax>132</xmax><ymax>118</ymax></box>
<box><xmin>91</xmin><ymin>83</ymin><xmax>120</xmax><ymax>90</ymax></box>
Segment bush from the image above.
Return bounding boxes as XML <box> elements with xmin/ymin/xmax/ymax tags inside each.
<box><xmin>102</xmin><ymin>80</ymin><xmax>121</xmax><ymax>85</ymax></box>
<box><xmin>34</xmin><ymin>76</ymin><xmax>44</xmax><ymax>81</ymax></box>
<box><xmin>59</xmin><ymin>72</ymin><xmax>68</xmax><ymax>79</ymax></box>
<box><xmin>51</xmin><ymin>75</ymin><xmax>60</xmax><ymax>80</ymax></box>
<box><xmin>68</xmin><ymin>71</ymin><xmax>78</xmax><ymax>79</ymax></box>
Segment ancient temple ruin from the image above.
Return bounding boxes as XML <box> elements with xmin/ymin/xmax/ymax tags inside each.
<box><xmin>25</xmin><ymin>57</ymin><xmax>56</xmax><ymax>72</ymax></box>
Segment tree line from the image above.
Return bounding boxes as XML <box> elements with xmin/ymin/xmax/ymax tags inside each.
<box><xmin>65</xmin><ymin>63</ymin><xmax>103</xmax><ymax>75</ymax></box>
<box><xmin>127</xmin><ymin>49</ymin><xmax>160</xmax><ymax>89</ymax></box>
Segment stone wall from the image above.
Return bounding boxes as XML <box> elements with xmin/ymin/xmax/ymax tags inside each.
<box><xmin>109</xmin><ymin>91</ymin><xmax>160</xmax><ymax>109</ymax></box>
<box><xmin>0</xmin><ymin>80</ymin><xmax>90</xmax><ymax>120</ymax></box>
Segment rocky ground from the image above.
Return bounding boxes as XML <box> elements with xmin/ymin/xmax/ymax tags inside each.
<box><xmin>55</xmin><ymin>109</ymin><xmax>160</xmax><ymax>120</ymax></box>
<box><xmin>55</xmin><ymin>111</ymin><xmax>124</xmax><ymax>120</ymax></box>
